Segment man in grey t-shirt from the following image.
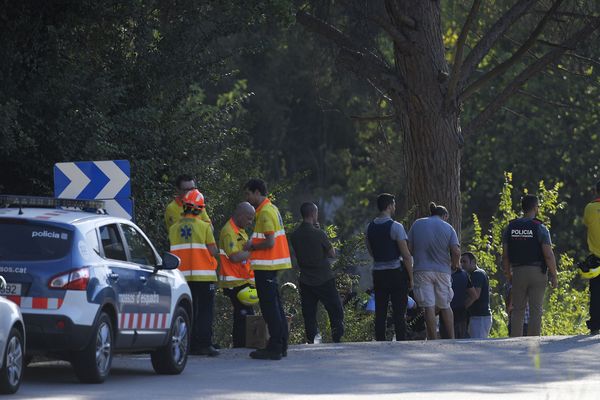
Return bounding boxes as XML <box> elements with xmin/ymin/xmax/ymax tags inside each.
<box><xmin>408</xmin><ymin>202</ymin><xmax>460</xmax><ymax>340</ymax></box>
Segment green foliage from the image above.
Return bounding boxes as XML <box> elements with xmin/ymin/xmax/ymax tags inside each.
<box><xmin>542</xmin><ymin>254</ymin><xmax>589</xmax><ymax>335</ymax></box>
<box><xmin>467</xmin><ymin>173</ymin><xmax>589</xmax><ymax>337</ymax></box>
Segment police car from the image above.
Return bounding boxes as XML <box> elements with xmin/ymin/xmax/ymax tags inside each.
<box><xmin>0</xmin><ymin>275</ymin><xmax>25</xmax><ymax>394</ymax></box>
<box><xmin>0</xmin><ymin>196</ymin><xmax>192</xmax><ymax>383</ymax></box>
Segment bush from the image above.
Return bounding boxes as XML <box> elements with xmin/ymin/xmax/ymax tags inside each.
<box><xmin>468</xmin><ymin>172</ymin><xmax>589</xmax><ymax>337</ymax></box>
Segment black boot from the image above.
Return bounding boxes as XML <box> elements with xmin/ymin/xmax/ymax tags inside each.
<box><xmin>249</xmin><ymin>347</ymin><xmax>282</xmax><ymax>360</ymax></box>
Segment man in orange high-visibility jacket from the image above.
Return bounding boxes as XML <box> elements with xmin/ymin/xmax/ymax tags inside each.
<box><xmin>164</xmin><ymin>174</ymin><xmax>212</xmax><ymax>231</ymax></box>
<box><xmin>169</xmin><ymin>189</ymin><xmax>219</xmax><ymax>356</ymax></box>
<box><xmin>218</xmin><ymin>202</ymin><xmax>256</xmax><ymax>347</ymax></box>
<box><xmin>243</xmin><ymin>178</ymin><xmax>291</xmax><ymax>360</ymax></box>
<box><xmin>584</xmin><ymin>180</ymin><xmax>600</xmax><ymax>334</ymax></box>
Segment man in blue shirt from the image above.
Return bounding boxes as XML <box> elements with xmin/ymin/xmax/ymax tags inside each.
<box><xmin>366</xmin><ymin>193</ymin><xmax>414</xmax><ymax>341</ymax></box>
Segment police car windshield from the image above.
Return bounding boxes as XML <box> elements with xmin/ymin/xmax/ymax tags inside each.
<box><xmin>0</xmin><ymin>220</ymin><xmax>72</xmax><ymax>261</ymax></box>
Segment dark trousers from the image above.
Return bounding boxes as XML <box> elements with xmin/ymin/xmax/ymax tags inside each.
<box><xmin>587</xmin><ymin>275</ymin><xmax>600</xmax><ymax>331</ymax></box>
<box><xmin>224</xmin><ymin>286</ymin><xmax>255</xmax><ymax>347</ymax></box>
<box><xmin>299</xmin><ymin>279</ymin><xmax>344</xmax><ymax>343</ymax></box>
<box><xmin>440</xmin><ymin>307</ymin><xmax>468</xmax><ymax>339</ymax></box>
<box><xmin>188</xmin><ymin>281</ymin><xmax>216</xmax><ymax>349</ymax></box>
<box><xmin>254</xmin><ymin>270</ymin><xmax>288</xmax><ymax>352</ymax></box>
<box><xmin>372</xmin><ymin>268</ymin><xmax>409</xmax><ymax>341</ymax></box>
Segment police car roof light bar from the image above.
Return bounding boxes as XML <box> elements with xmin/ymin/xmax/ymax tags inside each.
<box><xmin>0</xmin><ymin>195</ymin><xmax>105</xmax><ymax>211</ymax></box>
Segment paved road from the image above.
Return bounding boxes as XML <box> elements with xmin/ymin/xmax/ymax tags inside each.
<box><xmin>14</xmin><ymin>335</ymin><xmax>600</xmax><ymax>399</ymax></box>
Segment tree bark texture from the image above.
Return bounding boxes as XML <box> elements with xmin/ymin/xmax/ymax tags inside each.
<box><xmin>389</xmin><ymin>1</ymin><xmax>462</xmax><ymax>231</ymax></box>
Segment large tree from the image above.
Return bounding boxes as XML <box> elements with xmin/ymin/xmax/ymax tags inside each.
<box><xmin>297</xmin><ymin>0</ymin><xmax>600</xmax><ymax>229</ymax></box>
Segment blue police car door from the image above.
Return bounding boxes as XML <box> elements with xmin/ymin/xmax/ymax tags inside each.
<box><xmin>120</xmin><ymin>224</ymin><xmax>172</xmax><ymax>348</ymax></box>
<box><xmin>97</xmin><ymin>223</ymin><xmax>142</xmax><ymax>348</ymax></box>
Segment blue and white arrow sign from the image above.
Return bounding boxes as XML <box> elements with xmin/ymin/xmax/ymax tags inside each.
<box><xmin>54</xmin><ymin>160</ymin><xmax>133</xmax><ymax>220</ymax></box>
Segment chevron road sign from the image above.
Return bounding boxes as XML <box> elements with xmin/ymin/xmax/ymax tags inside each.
<box><xmin>53</xmin><ymin>160</ymin><xmax>133</xmax><ymax>220</ymax></box>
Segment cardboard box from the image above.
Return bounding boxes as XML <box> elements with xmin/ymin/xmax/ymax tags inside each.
<box><xmin>245</xmin><ymin>315</ymin><xmax>268</xmax><ymax>349</ymax></box>
<box><xmin>245</xmin><ymin>315</ymin><xmax>293</xmax><ymax>349</ymax></box>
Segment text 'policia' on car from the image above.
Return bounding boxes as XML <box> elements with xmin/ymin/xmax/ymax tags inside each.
<box><xmin>0</xmin><ymin>195</ymin><xmax>192</xmax><ymax>383</ymax></box>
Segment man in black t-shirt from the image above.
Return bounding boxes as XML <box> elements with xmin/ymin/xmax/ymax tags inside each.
<box><xmin>462</xmin><ymin>252</ymin><xmax>492</xmax><ymax>338</ymax></box>
<box><xmin>290</xmin><ymin>202</ymin><xmax>344</xmax><ymax>343</ymax></box>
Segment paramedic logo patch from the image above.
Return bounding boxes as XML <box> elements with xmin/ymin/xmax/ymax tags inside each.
<box><xmin>180</xmin><ymin>225</ymin><xmax>192</xmax><ymax>240</ymax></box>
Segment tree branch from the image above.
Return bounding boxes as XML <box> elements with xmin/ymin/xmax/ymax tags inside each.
<box><xmin>384</xmin><ymin>0</ymin><xmax>417</xmax><ymax>29</ymax></box>
<box><xmin>296</xmin><ymin>10</ymin><xmax>393</xmax><ymax>71</ymax></box>
<box><xmin>350</xmin><ymin>114</ymin><xmax>395</xmax><ymax>122</ymax></box>
<box><xmin>563</xmin><ymin>52</ymin><xmax>600</xmax><ymax>69</ymax></box>
<box><xmin>297</xmin><ymin>10</ymin><xmax>404</xmax><ymax>97</ymax></box>
<box><xmin>460</xmin><ymin>0</ymin><xmax>564</xmax><ymax>102</ymax></box>
<box><xmin>337</xmin><ymin>0</ymin><xmax>415</xmax><ymax>54</ymax></box>
<box><xmin>445</xmin><ymin>0</ymin><xmax>481</xmax><ymax>111</ymax></box>
<box><xmin>516</xmin><ymin>89</ymin><xmax>578</xmax><ymax>109</ymax></box>
<box><xmin>464</xmin><ymin>17</ymin><xmax>600</xmax><ymax>136</ymax></box>
<box><xmin>532</xmin><ymin>10</ymin><xmax>599</xmax><ymax>19</ymax></box>
<box><xmin>459</xmin><ymin>0</ymin><xmax>538</xmax><ymax>86</ymax></box>
<box><xmin>336</xmin><ymin>47</ymin><xmax>405</xmax><ymax>100</ymax></box>
<box><xmin>538</xmin><ymin>38</ymin><xmax>600</xmax><ymax>68</ymax></box>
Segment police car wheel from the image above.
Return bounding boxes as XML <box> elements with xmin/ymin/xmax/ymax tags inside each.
<box><xmin>151</xmin><ymin>306</ymin><xmax>190</xmax><ymax>375</ymax></box>
<box><xmin>0</xmin><ymin>328</ymin><xmax>24</xmax><ymax>394</ymax></box>
<box><xmin>72</xmin><ymin>312</ymin><xmax>113</xmax><ymax>383</ymax></box>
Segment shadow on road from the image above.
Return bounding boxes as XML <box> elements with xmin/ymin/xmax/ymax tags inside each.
<box><xmin>15</xmin><ymin>335</ymin><xmax>600</xmax><ymax>399</ymax></box>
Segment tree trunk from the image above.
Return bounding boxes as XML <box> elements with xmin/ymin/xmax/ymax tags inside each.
<box><xmin>389</xmin><ymin>1</ymin><xmax>462</xmax><ymax>232</ymax></box>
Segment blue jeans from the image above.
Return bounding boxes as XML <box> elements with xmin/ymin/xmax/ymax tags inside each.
<box><xmin>254</xmin><ymin>270</ymin><xmax>288</xmax><ymax>352</ymax></box>
<box><xmin>469</xmin><ymin>315</ymin><xmax>492</xmax><ymax>338</ymax></box>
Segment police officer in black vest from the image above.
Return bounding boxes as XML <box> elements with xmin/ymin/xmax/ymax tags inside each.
<box><xmin>365</xmin><ymin>193</ymin><xmax>414</xmax><ymax>341</ymax></box>
<box><xmin>502</xmin><ymin>194</ymin><xmax>558</xmax><ymax>337</ymax></box>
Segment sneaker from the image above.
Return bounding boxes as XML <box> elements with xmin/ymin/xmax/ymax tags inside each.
<box><xmin>249</xmin><ymin>348</ymin><xmax>282</xmax><ymax>360</ymax></box>
<box><xmin>191</xmin><ymin>346</ymin><xmax>220</xmax><ymax>357</ymax></box>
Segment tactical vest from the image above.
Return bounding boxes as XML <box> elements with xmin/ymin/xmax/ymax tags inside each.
<box><xmin>367</xmin><ymin>219</ymin><xmax>401</xmax><ymax>263</ymax></box>
<box><xmin>507</xmin><ymin>218</ymin><xmax>544</xmax><ymax>266</ymax></box>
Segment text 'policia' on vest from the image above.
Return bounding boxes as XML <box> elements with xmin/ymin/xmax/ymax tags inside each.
<box><xmin>507</xmin><ymin>218</ymin><xmax>545</xmax><ymax>270</ymax></box>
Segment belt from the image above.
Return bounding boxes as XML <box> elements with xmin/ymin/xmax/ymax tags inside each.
<box><xmin>512</xmin><ymin>262</ymin><xmax>542</xmax><ymax>267</ymax></box>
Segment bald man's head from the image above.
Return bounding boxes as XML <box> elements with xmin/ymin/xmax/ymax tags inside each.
<box><xmin>233</xmin><ymin>201</ymin><xmax>255</xmax><ymax>228</ymax></box>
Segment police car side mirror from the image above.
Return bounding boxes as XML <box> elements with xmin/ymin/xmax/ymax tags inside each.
<box><xmin>0</xmin><ymin>275</ymin><xmax>5</xmax><ymax>290</ymax></box>
<box><xmin>158</xmin><ymin>252</ymin><xmax>180</xmax><ymax>271</ymax></box>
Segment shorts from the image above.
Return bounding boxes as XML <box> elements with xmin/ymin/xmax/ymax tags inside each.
<box><xmin>413</xmin><ymin>270</ymin><xmax>453</xmax><ymax>309</ymax></box>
